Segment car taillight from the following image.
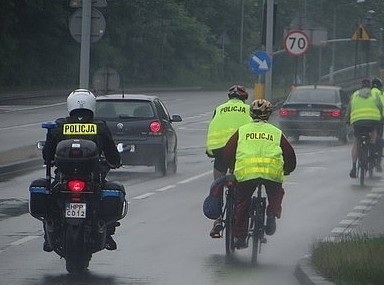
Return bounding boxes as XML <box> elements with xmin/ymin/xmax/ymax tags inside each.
<box><xmin>67</xmin><ymin>180</ymin><xmax>86</xmax><ymax>192</ymax></box>
<box><xmin>149</xmin><ymin>121</ymin><xmax>162</xmax><ymax>135</ymax></box>
<box><xmin>279</xmin><ymin>108</ymin><xmax>297</xmax><ymax>117</ymax></box>
<box><xmin>323</xmin><ymin>109</ymin><xmax>341</xmax><ymax>118</ymax></box>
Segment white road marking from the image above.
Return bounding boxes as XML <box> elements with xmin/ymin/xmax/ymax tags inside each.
<box><xmin>9</xmin><ymin>235</ymin><xmax>39</xmax><ymax>246</ymax></box>
<box><xmin>132</xmin><ymin>192</ymin><xmax>156</xmax><ymax>200</ymax></box>
<box><xmin>156</xmin><ymin>185</ymin><xmax>176</xmax><ymax>192</ymax></box>
<box><xmin>328</xmin><ymin>186</ymin><xmax>384</xmax><ymax>240</ymax></box>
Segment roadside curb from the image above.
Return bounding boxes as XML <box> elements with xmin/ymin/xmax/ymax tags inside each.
<box><xmin>295</xmin><ymin>255</ymin><xmax>335</xmax><ymax>285</ymax></box>
<box><xmin>0</xmin><ymin>159</ymin><xmax>42</xmax><ymax>182</ymax></box>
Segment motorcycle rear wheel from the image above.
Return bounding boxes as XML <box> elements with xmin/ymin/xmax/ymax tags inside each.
<box><xmin>65</xmin><ymin>225</ymin><xmax>91</xmax><ymax>274</ymax></box>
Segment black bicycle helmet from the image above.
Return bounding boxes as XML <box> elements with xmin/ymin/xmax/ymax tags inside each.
<box><xmin>228</xmin><ymin>85</ymin><xmax>249</xmax><ymax>101</ymax></box>
<box><xmin>372</xmin><ymin>77</ymin><xmax>383</xmax><ymax>89</ymax></box>
<box><xmin>250</xmin><ymin>99</ymin><xmax>273</xmax><ymax>120</ymax></box>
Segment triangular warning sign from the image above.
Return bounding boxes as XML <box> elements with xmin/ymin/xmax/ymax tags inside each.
<box><xmin>351</xmin><ymin>24</ymin><xmax>370</xmax><ymax>41</ymax></box>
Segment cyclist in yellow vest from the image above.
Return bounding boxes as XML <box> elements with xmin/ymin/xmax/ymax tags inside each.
<box><xmin>223</xmin><ymin>99</ymin><xmax>296</xmax><ymax>249</ymax></box>
<box><xmin>347</xmin><ymin>79</ymin><xmax>383</xmax><ymax>178</ymax></box>
<box><xmin>371</xmin><ymin>77</ymin><xmax>384</xmax><ymax>172</ymax></box>
<box><xmin>206</xmin><ymin>85</ymin><xmax>252</xmax><ymax>237</ymax></box>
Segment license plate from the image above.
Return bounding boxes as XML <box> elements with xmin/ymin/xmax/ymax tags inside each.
<box><xmin>300</xmin><ymin>111</ymin><xmax>320</xmax><ymax>117</ymax></box>
<box><xmin>65</xmin><ymin>203</ymin><xmax>86</xmax><ymax>218</ymax></box>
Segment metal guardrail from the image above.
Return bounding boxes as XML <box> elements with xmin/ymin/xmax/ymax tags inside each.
<box><xmin>319</xmin><ymin>61</ymin><xmax>379</xmax><ymax>93</ymax></box>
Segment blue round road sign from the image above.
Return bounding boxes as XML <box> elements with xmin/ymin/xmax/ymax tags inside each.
<box><xmin>248</xmin><ymin>51</ymin><xmax>272</xmax><ymax>75</ymax></box>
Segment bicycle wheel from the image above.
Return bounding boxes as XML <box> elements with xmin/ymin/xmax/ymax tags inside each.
<box><xmin>368</xmin><ymin>149</ymin><xmax>375</xmax><ymax>178</ymax></box>
<box><xmin>224</xmin><ymin>188</ymin><xmax>235</xmax><ymax>256</ymax></box>
<box><xmin>359</xmin><ymin>159</ymin><xmax>365</xmax><ymax>187</ymax></box>
<box><xmin>359</xmin><ymin>143</ymin><xmax>368</xmax><ymax>187</ymax></box>
<box><xmin>250</xmin><ymin>197</ymin><xmax>260</xmax><ymax>265</ymax></box>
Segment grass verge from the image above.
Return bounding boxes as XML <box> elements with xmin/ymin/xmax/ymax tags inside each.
<box><xmin>311</xmin><ymin>234</ymin><xmax>384</xmax><ymax>285</ymax></box>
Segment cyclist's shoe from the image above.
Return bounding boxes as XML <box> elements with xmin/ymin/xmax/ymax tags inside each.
<box><xmin>105</xmin><ymin>235</ymin><xmax>117</xmax><ymax>251</ymax></box>
<box><xmin>376</xmin><ymin>164</ymin><xmax>383</xmax><ymax>172</ymax></box>
<box><xmin>349</xmin><ymin>168</ymin><xmax>357</xmax><ymax>178</ymax></box>
<box><xmin>210</xmin><ymin>219</ymin><xmax>223</xmax><ymax>238</ymax></box>
<box><xmin>265</xmin><ymin>214</ymin><xmax>276</xmax><ymax>236</ymax></box>
<box><xmin>43</xmin><ymin>240</ymin><xmax>53</xmax><ymax>252</ymax></box>
<box><xmin>234</xmin><ymin>237</ymin><xmax>248</xmax><ymax>249</ymax></box>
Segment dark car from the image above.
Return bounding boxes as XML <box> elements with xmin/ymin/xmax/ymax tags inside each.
<box><xmin>95</xmin><ymin>94</ymin><xmax>182</xmax><ymax>176</ymax></box>
<box><xmin>278</xmin><ymin>85</ymin><xmax>350</xmax><ymax>143</ymax></box>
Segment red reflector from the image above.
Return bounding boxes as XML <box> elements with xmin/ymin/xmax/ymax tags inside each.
<box><xmin>279</xmin><ymin>108</ymin><xmax>297</xmax><ymax>117</ymax></box>
<box><xmin>67</xmin><ymin>180</ymin><xmax>86</xmax><ymax>192</ymax></box>
<box><xmin>149</xmin><ymin>121</ymin><xmax>162</xmax><ymax>133</ymax></box>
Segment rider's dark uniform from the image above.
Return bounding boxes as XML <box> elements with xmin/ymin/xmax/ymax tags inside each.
<box><xmin>43</xmin><ymin>115</ymin><xmax>120</xmax><ymax>168</ymax></box>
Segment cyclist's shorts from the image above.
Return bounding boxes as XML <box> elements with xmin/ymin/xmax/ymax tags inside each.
<box><xmin>212</xmin><ymin>148</ymin><xmax>227</xmax><ymax>173</ymax></box>
<box><xmin>353</xmin><ymin>120</ymin><xmax>381</xmax><ymax>137</ymax></box>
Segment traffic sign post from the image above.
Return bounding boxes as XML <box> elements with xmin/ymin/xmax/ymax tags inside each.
<box><xmin>284</xmin><ymin>30</ymin><xmax>310</xmax><ymax>57</ymax></box>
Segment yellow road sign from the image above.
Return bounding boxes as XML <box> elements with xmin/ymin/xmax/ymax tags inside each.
<box><xmin>351</xmin><ymin>24</ymin><xmax>370</xmax><ymax>41</ymax></box>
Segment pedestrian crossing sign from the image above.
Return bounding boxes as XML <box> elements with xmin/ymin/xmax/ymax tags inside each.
<box><xmin>351</xmin><ymin>24</ymin><xmax>370</xmax><ymax>41</ymax></box>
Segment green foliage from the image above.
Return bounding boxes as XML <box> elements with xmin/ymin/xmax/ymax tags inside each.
<box><xmin>1</xmin><ymin>0</ymin><xmax>383</xmax><ymax>90</ymax></box>
<box><xmin>312</xmin><ymin>235</ymin><xmax>384</xmax><ymax>285</ymax></box>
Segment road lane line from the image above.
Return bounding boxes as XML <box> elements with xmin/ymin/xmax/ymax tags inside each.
<box><xmin>156</xmin><ymin>185</ymin><xmax>176</xmax><ymax>192</ymax></box>
<box><xmin>9</xmin><ymin>235</ymin><xmax>39</xmax><ymax>246</ymax></box>
<box><xmin>132</xmin><ymin>192</ymin><xmax>156</xmax><ymax>200</ymax></box>
<box><xmin>177</xmin><ymin>171</ymin><xmax>210</xmax><ymax>184</ymax></box>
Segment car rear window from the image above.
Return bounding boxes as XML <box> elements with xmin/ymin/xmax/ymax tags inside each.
<box><xmin>287</xmin><ymin>88</ymin><xmax>340</xmax><ymax>104</ymax></box>
<box><xmin>95</xmin><ymin>100</ymin><xmax>154</xmax><ymax>119</ymax></box>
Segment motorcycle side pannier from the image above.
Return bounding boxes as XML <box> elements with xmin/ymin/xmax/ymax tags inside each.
<box><xmin>55</xmin><ymin>139</ymin><xmax>99</xmax><ymax>176</ymax></box>
<box><xmin>100</xmin><ymin>181</ymin><xmax>126</xmax><ymax>221</ymax></box>
<box><xmin>29</xmin><ymin>178</ymin><xmax>50</xmax><ymax>218</ymax></box>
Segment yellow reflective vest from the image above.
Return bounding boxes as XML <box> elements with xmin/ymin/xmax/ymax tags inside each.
<box><xmin>234</xmin><ymin>121</ymin><xmax>284</xmax><ymax>183</ymax></box>
<box><xmin>350</xmin><ymin>90</ymin><xmax>381</xmax><ymax>124</ymax></box>
<box><xmin>206</xmin><ymin>98</ymin><xmax>252</xmax><ymax>155</ymax></box>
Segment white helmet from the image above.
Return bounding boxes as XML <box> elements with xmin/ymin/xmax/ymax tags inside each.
<box><xmin>67</xmin><ymin>89</ymin><xmax>96</xmax><ymax>114</ymax></box>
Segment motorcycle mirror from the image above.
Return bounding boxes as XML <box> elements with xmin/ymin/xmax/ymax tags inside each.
<box><xmin>36</xmin><ymin>141</ymin><xmax>45</xmax><ymax>150</ymax></box>
<box><xmin>117</xmin><ymin>143</ymin><xmax>124</xmax><ymax>153</ymax></box>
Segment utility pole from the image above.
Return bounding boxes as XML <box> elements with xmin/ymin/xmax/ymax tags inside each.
<box><xmin>79</xmin><ymin>0</ymin><xmax>92</xmax><ymax>89</ymax></box>
<box><xmin>265</xmin><ymin>0</ymin><xmax>274</xmax><ymax>101</ymax></box>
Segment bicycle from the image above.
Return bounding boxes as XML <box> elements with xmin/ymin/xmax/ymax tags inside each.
<box><xmin>222</xmin><ymin>175</ymin><xmax>267</xmax><ymax>264</ymax></box>
<box><xmin>356</xmin><ymin>132</ymin><xmax>376</xmax><ymax>186</ymax></box>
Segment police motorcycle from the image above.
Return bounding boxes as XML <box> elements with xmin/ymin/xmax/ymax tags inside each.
<box><xmin>29</xmin><ymin>122</ymin><xmax>128</xmax><ymax>274</ymax></box>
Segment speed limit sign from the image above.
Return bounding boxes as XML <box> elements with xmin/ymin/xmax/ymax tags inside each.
<box><xmin>284</xmin><ymin>30</ymin><xmax>310</xmax><ymax>57</ymax></box>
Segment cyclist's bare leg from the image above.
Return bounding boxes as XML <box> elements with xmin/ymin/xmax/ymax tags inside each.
<box><xmin>351</xmin><ymin>138</ymin><xmax>358</xmax><ymax>164</ymax></box>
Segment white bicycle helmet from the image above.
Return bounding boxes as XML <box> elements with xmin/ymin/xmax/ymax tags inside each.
<box><xmin>67</xmin><ymin>89</ymin><xmax>96</xmax><ymax>114</ymax></box>
<box><xmin>250</xmin><ymin>99</ymin><xmax>273</xmax><ymax>120</ymax></box>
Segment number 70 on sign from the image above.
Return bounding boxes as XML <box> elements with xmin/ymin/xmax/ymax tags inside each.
<box><xmin>284</xmin><ymin>30</ymin><xmax>310</xmax><ymax>57</ymax></box>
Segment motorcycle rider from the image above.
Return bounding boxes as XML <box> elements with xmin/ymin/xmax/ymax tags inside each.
<box><xmin>205</xmin><ymin>85</ymin><xmax>252</xmax><ymax>237</ymax></box>
<box><xmin>42</xmin><ymin>89</ymin><xmax>122</xmax><ymax>251</ymax></box>
<box><xmin>223</xmin><ymin>99</ymin><xmax>296</xmax><ymax>248</ymax></box>
<box><xmin>347</xmin><ymin>79</ymin><xmax>383</xmax><ymax>178</ymax></box>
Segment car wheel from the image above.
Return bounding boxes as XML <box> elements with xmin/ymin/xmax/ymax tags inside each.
<box><xmin>168</xmin><ymin>149</ymin><xmax>177</xmax><ymax>174</ymax></box>
<box><xmin>155</xmin><ymin>147</ymin><xmax>168</xmax><ymax>176</ymax></box>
